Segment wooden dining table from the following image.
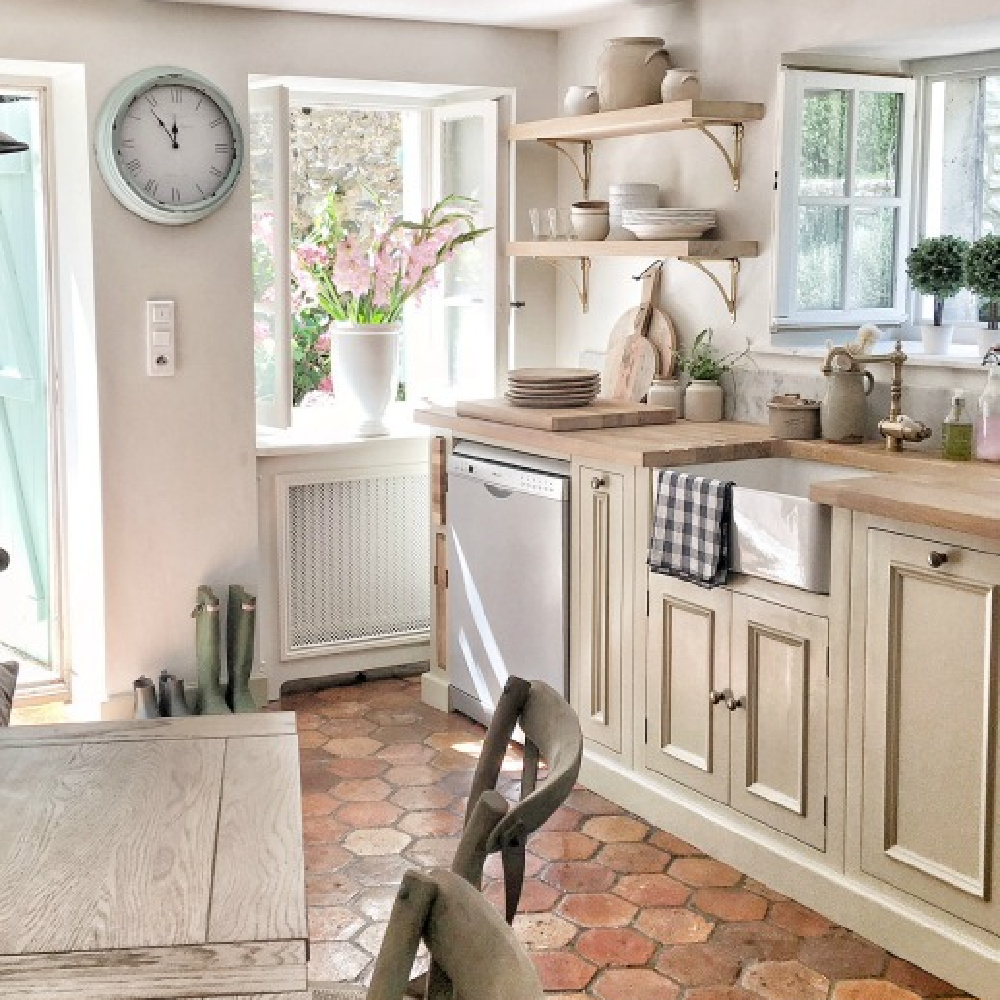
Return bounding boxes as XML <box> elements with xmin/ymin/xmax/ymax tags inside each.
<box><xmin>0</xmin><ymin>712</ymin><xmax>309</xmax><ymax>1000</ymax></box>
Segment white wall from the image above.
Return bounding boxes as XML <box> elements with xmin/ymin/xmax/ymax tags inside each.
<box><xmin>2</xmin><ymin>0</ymin><xmax>558</xmax><ymax>704</ymax></box>
<box><xmin>554</xmin><ymin>0</ymin><xmax>1000</xmax><ymax>373</ymax></box>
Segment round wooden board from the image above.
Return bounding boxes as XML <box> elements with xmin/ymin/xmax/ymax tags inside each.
<box><xmin>608</xmin><ymin>305</ymin><xmax>678</xmax><ymax>377</ymax></box>
<box><xmin>603</xmin><ymin>332</ymin><xmax>657</xmax><ymax>403</ymax></box>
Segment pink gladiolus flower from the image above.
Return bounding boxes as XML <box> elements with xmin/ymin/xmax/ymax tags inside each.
<box><xmin>297</xmin><ymin>242</ymin><xmax>329</xmax><ymax>267</ymax></box>
<box><xmin>316</xmin><ymin>333</ymin><xmax>331</xmax><ymax>351</ymax></box>
<box><xmin>319</xmin><ymin>376</ymin><xmax>333</xmax><ymax>392</ymax></box>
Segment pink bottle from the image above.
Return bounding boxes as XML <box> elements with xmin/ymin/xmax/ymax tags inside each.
<box><xmin>973</xmin><ymin>364</ymin><xmax>1000</xmax><ymax>462</ymax></box>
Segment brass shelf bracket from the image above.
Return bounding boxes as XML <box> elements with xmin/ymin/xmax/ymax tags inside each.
<box><xmin>538</xmin><ymin>255</ymin><xmax>592</xmax><ymax>312</ymax></box>
<box><xmin>684</xmin><ymin>120</ymin><xmax>745</xmax><ymax>191</ymax></box>
<box><xmin>539</xmin><ymin>139</ymin><xmax>593</xmax><ymax>199</ymax></box>
<box><xmin>678</xmin><ymin>257</ymin><xmax>741</xmax><ymax>323</ymax></box>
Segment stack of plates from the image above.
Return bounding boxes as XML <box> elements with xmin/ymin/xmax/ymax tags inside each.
<box><xmin>505</xmin><ymin>368</ymin><xmax>601</xmax><ymax>408</ymax></box>
<box><xmin>622</xmin><ymin>208</ymin><xmax>716</xmax><ymax>240</ymax></box>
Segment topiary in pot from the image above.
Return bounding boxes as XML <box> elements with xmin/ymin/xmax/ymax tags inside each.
<box><xmin>966</xmin><ymin>234</ymin><xmax>1000</xmax><ymax>332</ymax></box>
<box><xmin>905</xmin><ymin>235</ymin><xmax>968</xmax><ymax>354</ymax></box>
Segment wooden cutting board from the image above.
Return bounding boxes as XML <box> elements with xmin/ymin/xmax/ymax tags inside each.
<box><xmin>455</xmin><ymin>398</ymin><xmax>677</xmax><ymax>431</ymax></box>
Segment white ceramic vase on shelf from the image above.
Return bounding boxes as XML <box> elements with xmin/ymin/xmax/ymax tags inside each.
<box><xmin>596</xmin><ymin>37</ymin><xmax>671</xmax><ymax>111</ymax></box>
<box><xmin>329</xmin><ymin>322</ymin><xmax>400</xmax><ymax>437</ymax></box>
<box><xmin>684</xmin><ymin>380</ymin><xmax>724</xmax><ymax>422</ymax></box>
<box><xmin>920</xmin><ymin>323</ymin><xmax>954</xmax><ymax>356</ymax></box>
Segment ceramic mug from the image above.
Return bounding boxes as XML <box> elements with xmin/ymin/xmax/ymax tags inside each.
<box><xmin>661</xmin><ymin>68</ymin><xmax>700</xmax><ymax>102</ymax></box>
<box><xmin>564</xmin><ymin>85</ymin><xmax>599</xmax><ymax>116</ymax></box>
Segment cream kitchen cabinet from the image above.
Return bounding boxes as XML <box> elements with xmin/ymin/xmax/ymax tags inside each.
<box><xmin>859</xmin><ymin>524</ymin><xmax>1000</xmax><ymax>934</ymax></box>
<box><xmin>573</xmin><ymin>462</ymin><xmax>635</xmax><ymax>760</ymax></box>
<box><xmin>646</xmin><ymin>573</ymin><xmax>829</xmax><ymax>851</ymax></box>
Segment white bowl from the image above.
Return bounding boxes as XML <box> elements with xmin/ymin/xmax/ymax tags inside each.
<box><xmin>571</xmin><ymin>212</ymin><xmax>610</xmax><ymax>241</ymax></box>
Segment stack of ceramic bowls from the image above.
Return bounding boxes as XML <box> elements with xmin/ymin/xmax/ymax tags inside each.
<box><xmin>621</xmin><ymin>208</ymin><xmax>716</xmax><ymax>239</ymax></box>
<box><xmin>570</xmin><ymin>201</ymin><xmax>610</xmax><ymax>240</ymax></box>
<box><xmin>505</xmin><ymin>368</ymin><xmax>601</xmax><ymax>408</ymax></box>
<box><xmin>609</xmin><ymin>183</ymin><xmax>659</xmax><ymax>238</ymax></box>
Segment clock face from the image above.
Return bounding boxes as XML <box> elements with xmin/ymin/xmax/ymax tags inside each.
<box><xmin>96</xmin><ymin>68</ymin><xmax>244</xmax><ymax>224</ymax></box>
<box><xmin>115</xmin><ymin>82</ymin><xmax>236</xmax><ymax>208</ymax></box>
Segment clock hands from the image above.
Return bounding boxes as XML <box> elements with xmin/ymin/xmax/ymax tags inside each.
<box><xmin>150</xmin><ymin>110</ymin><xmax>178</xmax><ymax>149</ymax></box>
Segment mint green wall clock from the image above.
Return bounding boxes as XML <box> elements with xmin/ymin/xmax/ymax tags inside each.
<box><xmin>95</xmin><ymin>67</ymin><xmax>244</xmax><ymax>225</ymax></box>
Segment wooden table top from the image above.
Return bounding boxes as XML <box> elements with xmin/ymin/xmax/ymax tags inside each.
<box><xmin>0</xmin><ymin>714</ymin><xmax>309</xmax><ymax>1000</ymax></box>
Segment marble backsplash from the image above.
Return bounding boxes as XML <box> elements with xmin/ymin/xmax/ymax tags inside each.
<box><xmin>726</xmin><ymin>369</ymin><xmax>954</xmax><ymax>450</ymax></box>
<box><xmin>580</xmin><ymin>349</ymin><xmax>962</xmax><ymax>451</ymax></box>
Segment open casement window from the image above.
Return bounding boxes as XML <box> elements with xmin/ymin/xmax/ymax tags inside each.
<box><xmin>250</xmin><ymin>85</ymin><xmax>292</xmax><ymax>430</ymax></box>
<box><xmin>774</xmin><ymin>70</ymin><xmax>914</xmax><ymax>332</ymax></box>
<box><xmin>918</xmin><ymin>59</ymin><xmax>1000</xmax><ymax>328</ymax></box>
<box><xmin>414</xmin><ymin>98</ymin><xmax>502</xmax><ymax>405</ymax></box>
<box><xmin>250</xmin><ymin>85</ymin><xmax>503</xmax><ymax>428</ymax></box>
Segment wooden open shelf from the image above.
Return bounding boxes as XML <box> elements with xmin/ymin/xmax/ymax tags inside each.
<box><xmin>508</xmin><ymin>240</ymin><xmax>759</xmax><ymax>260</ymax></box>
<box><xmin>507</xmin><ymin>100</ymin><xmax>765</xmax><ymax>143</ymax></box>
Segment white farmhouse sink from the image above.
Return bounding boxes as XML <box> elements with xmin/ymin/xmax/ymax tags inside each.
<box><xmin>664</xmin><ymin>458</ymin><xmax>874</xmax><ymax>593</ymax></box>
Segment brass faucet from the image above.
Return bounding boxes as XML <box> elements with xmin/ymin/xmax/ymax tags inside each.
<box><xmin>821</xmin><ymin>339</ymin><xmax>932</xmax><ymax>451</ymax></box>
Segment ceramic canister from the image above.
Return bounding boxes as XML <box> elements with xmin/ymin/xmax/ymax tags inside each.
<box><xmin>684</xmin><ymin>380</ymin><xmax>724</xmax><ymax>422</ymax></box>
<box><xmin>597</xmin><ymin>37</ymin><xmax>671</xmax><ymax>111</ymax></box>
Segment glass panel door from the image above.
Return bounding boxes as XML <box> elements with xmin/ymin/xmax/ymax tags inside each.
<box><xmin>0</xmin><ymin>89</ymin><xmax>58</xmax><ymax>687</ymax></box>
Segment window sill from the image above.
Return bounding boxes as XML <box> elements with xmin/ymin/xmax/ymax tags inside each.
<box><xmin>256</xmin><ymin>402</ymin><xmax>430</xmax><ymax>457</ymax></box>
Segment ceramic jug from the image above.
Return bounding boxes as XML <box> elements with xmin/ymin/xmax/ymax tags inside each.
<box><xmin>820</xmin><ymin>360</ymin><xmax>874</xmax><ymax>443</ymax></box>
<box><xmin>597</xmin><ymin>37</ymin><xmax>671</xmax><ymax>111</ymax></box>
<box><xmin>564</xmin><ymin>85</ymin><xmax>599</xmax><ymax>116</ymax></box>
<box><xmin>661</xmin><ymin>68</ymin><xmax>700</xmax><ymax>102</ymax></box>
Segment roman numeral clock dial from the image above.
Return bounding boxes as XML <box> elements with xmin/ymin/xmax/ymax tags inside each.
<box><xmin>96</xmin><ymin>68</ymin><xmax>244</xmax><ymax>224</ymax></box>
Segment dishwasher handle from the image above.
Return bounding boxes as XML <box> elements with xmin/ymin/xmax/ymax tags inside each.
<box><xmin>484</xmin><ymin>482</ymin><xmax>514</xmax><ymax>500</ymax></box>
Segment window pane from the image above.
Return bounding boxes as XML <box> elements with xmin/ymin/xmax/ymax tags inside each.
<box><xmin>797</xmin><ymin>205</ymin><xmax>845</xmax><ymax>310</ymax></box>
<box><xmin>799</xmin><ymin>89</ymin><xmax>848</xmax><ymax>197</ymax></box>
<box><xmin>849</xmin><ymin>207</ymin><xmax>896</xmax><ymax>308</ymax></box>
<box><xmin>855</xmin><ymin>91</ymin><xmax>901</xmax><ymax>197</ymax></box>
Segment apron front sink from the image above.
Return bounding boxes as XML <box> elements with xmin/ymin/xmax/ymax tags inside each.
<box><xmin>665</xmin><ymin>458</ymin><xmax>873</xmax><ymax>593</ymax></box>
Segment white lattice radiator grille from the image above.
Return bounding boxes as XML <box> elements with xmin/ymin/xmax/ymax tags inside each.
<box><xmin>280</xmin><ymin>467</ymin><xmax>430</xmax><ymax>655</ymax></box>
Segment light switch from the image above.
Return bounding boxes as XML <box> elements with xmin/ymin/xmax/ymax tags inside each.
<box><xmin>146</xmin><ymin>299</ymin><xmax>175</xmax><ymax>376</ymax></box>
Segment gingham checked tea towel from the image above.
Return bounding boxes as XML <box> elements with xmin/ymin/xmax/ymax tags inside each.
<box><xmin>648</xmin><ymin>470</ymin><xmax>733</xmax><ymax>588</ymax></box>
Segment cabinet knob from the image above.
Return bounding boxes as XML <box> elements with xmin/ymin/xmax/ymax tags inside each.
<box><xmin>591</xmin><ymin>476</ymin><xmax>608</xmax><ymax>490</ymax></box>
<box><xmin>927</xmin><ymin>550</ymin><xmax>949</xmax><ymax>569</ymax></box>
<box><xmin>725</xmin><ymin>693</ymin><xmax>746</xmax><ymax>712</ymax></box>
<box><xmin>709</xmin><ymin>688</ymin><xmax>727</xmax><ymax>706</ymax></box>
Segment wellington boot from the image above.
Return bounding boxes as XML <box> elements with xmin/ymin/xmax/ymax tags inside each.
<box><xmin>192</xmin><ymin>585</ymin><xmax>231</xmax><ymax>714</ymax></box>
<box><xmin>159</xmin><ymin>669</ymin><xmax>192</xmax><ymax>717</ymax></box>
<box><xmin>226</xmin><ymin>584</ymin><xmax>257</xmax><ymax>713</ymax></box>
<box><xmin>133</xmin><ymin>676</ymin><xmax>160</xmax><ymax>719</ymax></box>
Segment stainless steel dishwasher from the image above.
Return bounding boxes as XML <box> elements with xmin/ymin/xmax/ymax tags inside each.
<box><xmin>446</xmin><ymin>441</ymin><xmax>570</xmax><ymax>725</ymax></box>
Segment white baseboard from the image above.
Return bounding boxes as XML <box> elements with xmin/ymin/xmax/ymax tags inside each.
<box><xmin>420</xmin><ymin>670</ymin><xmax>450</xmax><ymax>713</ymax></box>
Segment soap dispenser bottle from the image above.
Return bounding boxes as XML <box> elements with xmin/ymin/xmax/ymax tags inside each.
<box><xmin>974</xmin><ymin>363</ymin><xmax>1000</xmax><ymax>462</ymax></box>
<box><xmin>942</xmin><ymin>390</ymin><xmax>972</xmax><ymax>460</ymax></box>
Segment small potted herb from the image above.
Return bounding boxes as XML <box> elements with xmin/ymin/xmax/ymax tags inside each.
<box><xmin>677</xmin><ymin>329</ymin><xmax>750</xmax><ymax>422</ymax></box>
<box><xmin>905</xmin><ymin>235</ymin><xmax>968</xmax><ymax>355</ymax></box>
<box><xmin>965</xmin><ymin>235</ymin><xmax>1000</xmax><ymax>357</ymax></box>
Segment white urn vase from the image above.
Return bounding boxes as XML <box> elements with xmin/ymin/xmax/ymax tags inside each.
<box><xmin>684</xmin><ymin>379</ymin><xmax>724</xmax><ymax>422</ymax></box>
<box><xmin>330</xmin><ymin>322</ymin><xmax>400</xmax><ymax>437</ymax></box>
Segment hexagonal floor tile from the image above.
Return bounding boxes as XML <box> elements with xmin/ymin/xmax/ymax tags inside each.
<box><xmin>576</xmin><ymin>927</ymin><xmax>656</xmax><ymax>967</ymax></box>
<box><xmin>740</xmin><ymin>960</ymin><xmax>830</xmax><ymax>1000</ymax></box>
<box><xmin>591</xmin><ymin>968</ymin><xmax>681</xmax><ymax>1000</ymax></box>
<box><xmin>342</xmin><ymin>827</ymin><xmax>412</xmax><ymax>857</ymax></box>
<box><xmin>637</xmin><ymin>906</ymin><xmax>714</xmax><ymax>944</ymax></box>
<box><xmin>558</xmin><ymin>892</ymin><xmax>638</xmax><ymax>928</ymax></box>
<box><xmin>581</xmin><ymin>814</ymin><xmax>650</xmax><ymax>843</ymax></box>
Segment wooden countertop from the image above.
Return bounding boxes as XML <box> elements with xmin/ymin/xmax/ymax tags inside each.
<box><xmin>414</xmin><ymin>405</ymin><xmax>1000</xmax><ymax>539</ymax></box>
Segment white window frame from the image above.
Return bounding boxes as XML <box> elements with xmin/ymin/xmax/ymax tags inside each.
<box><xmin>774</xmin><ymin>69</ymin><xmax>915</xmax><ymax>332</ymax></box>
<box><xmin>912</xmin><ymin>50</ymin><xmax>1000</xmax><ymax>334</ymax></box>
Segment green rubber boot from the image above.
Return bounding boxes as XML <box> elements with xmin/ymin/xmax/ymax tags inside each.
<box><xmin>226</xmin><ymin>584</ymin><xmax>257</xmax><ymax>713</ymax></box>
<box><xmin>192</xmin><ymin>585</ymin><xmax>231</xmax><ymax>714</ymax></box>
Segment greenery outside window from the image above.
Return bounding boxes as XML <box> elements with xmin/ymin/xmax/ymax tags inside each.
<box><xmin>774</xmin><ymin>70</ymin><xmax>914</xmax><ymax>333</ymax></box>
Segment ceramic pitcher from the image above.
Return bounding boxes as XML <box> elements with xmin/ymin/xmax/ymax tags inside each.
<box><xmin>564</xmin><ymin>86</ymin><xmax>599</xmax><ymax>116</ymax></box>
<box><xmin>820</xmin><ymin>362</ymin><xmax>874</xmax><ymax>443</ymax></box>
<box><xmin>597</xmin><ymin>37</ymin><xmax>671</xmax><ymax>111</ymax></box>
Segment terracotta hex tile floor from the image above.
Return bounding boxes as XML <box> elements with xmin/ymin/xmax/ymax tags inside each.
<box><xmin>275</xmin><ymin>675</ymin><xmax>975</xmax><ymax>999</ymax></box>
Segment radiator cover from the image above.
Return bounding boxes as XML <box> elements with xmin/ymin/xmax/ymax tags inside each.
<box><xmin>277</xmin><ymin>465</ymin><xmax>430</xmax><ymax>658</ymax></box>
